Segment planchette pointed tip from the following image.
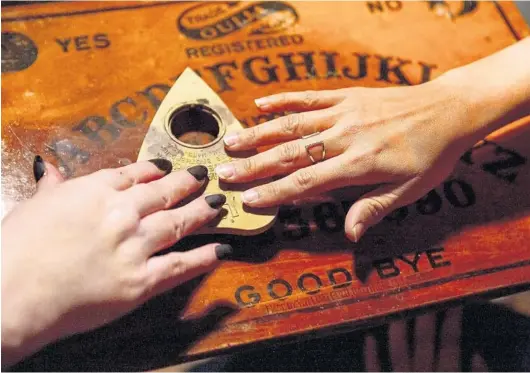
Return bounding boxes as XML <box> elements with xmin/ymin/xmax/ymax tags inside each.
<box><xmin>180</xmin><ymin>66</ymin><xmax>199</xmax><ymax>78</ymax></box>
<box><xmin>177</xmin><ymin>66</ymin><xmax>207</xmax><ymax>85</ymax></box>
<box><xmin>171</xmin><ymin>66</ymin><xmax>218</xmax><ymax>101</ymax></box>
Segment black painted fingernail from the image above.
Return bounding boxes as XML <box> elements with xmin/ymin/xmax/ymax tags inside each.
<box><xmin>187</xmin><ymin>165</ymin><xmax>208</xmax><ymax>181</ymax></box>
<box><xmin>148</xmin><ymin>158</ymin><xmax>173</xmax><ymax>175</ymax></box>
<box><xmin>205</xmin><ymin>194</ymin><xmax>226</xmax><ymax>209</ymax></box>
<box><xmin>33</xmin><ymin>155</ymin><xmax>46</xmax><ymax>183</ymax></box>
<box><xmin>215</xmin><ymin>244</ymin><xmax>234</xmax><ymax>260</ymax></box>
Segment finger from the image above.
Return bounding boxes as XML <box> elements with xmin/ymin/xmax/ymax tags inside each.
<box><xmin>216</xmin><ymin>131</ymin><xmax>344</xmax><ymax>183</ymax></box>
<box><xmin>254</xmin><ymin>89</ymin><xmax>347</xmax><ymax>112</ymax></box>
<box><xmin>91</xmin><ymin>159</ymin><xmax>173</xmax><ymax>190</ymax></box>
<box><xmin>138</xmin><ymin>194</ymin><xmax>226</xmax><ymax>255</ymax></box>
<box><xmin>239</xmin><ymin>156</ymin><xmax>352</xmax><ymax>207</ymax></box>
<box><xmin>34</xmin><ymin>156</ymin><xmax>65</xmax><ymax>192</ymax></box>
<box><xmin>344</xmin><ymin>179</ymin><xmax>420</xmax><ymax>242</ymax></box>
<box><xmin>288</xmin><ymin>186</ymin><xmax>370</xmax><ymax>206</ymax></box>
<box><xmin>223</xmin><ymin>110</ymin><xmax>337</xmax><ymax>151</ymax></box>
<box><xmin>289</xmin><ymin>194</ymin><xmax>336</xmax><ymax>206</ymax></box>
<box><xmin>145</xmin><ymin>243</ymin><xmax>233</xmax><ymax>297</ymax></box>
<box><xmin>124</xmin><ymin>165</ymin><xmax>209</xmax><ymax>217</ymax></box>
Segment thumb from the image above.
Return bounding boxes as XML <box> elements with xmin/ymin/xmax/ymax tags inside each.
<box><xmin>33</xmin><ymin>155</ymin><xmax>65</xmax><ymax>192</ymax></box>
<box><xmin>345</xmin><ymin>180</ymin><xmax>417</xmax><ymax>242</ymax></box>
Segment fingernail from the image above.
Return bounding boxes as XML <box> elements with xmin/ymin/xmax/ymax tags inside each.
<box><xmin>187</xmin><ymin>165</ymin><xmax>208</xmax><ymax>181</ymax></box>
<box><xmin>254</xmin><ymin>97</ymin><xmax>270</xmax><ymax>108</ymax></box>
<box><xmin>148</xmin><ymin>158</ymin><xmax>173</xmax><ymax>175</ymax></box>
<box><xmin>223</xmin><ymin>133</ymin><xmax>239</xmax><ymax>147</ymax></box>
<box><xmin>242</xmin><ymin>189</ymin><xmax>259</xmax><ymax>204</ymax></box>
<box><xmin>215</xmin><ymin>244</ymin><xmax>234</xmax><ymax>260</ymax></box>
<box><xmin>215</xmin><ymin>164</ymin><xmax>235</xmax><ymax>179</ymax></box>
<box><xmin>33</xmin><ymin>155</ymin><xmax>46</xmax><ymax>183</ymax></box>
<box><xmin>352</xmin><ymin>222</ymin><xmax>366</xmax><ymax>243</ymax></box>
<box><xmin>205</xmin><ymin>194</ymin><xmax>227</xmax><ymax>209</ymax></box>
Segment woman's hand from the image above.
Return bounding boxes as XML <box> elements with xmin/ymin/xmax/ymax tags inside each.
<box><xmin>216</xmin><ymin>81</ymin><xmax>475</xmax><ymax>242</ymax></box>
<box><xmin>1</xmin><ymin>157</ymin><xmax>232</xmax><ymax>367</ymax></box>
<box><xmin>215</xmin><ymin>38</ymin><xmax>530</xmax><ymax>242</ymax></box>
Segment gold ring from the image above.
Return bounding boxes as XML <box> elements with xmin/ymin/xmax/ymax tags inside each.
<box><xmin>302</xmin><ymin>132</ymin><xmax>325</xmax><ymax>164</ymax></box>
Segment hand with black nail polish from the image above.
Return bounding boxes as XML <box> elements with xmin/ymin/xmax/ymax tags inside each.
<box><xmin>1</xmin><ymin>157</ymin><xmax>233</xmax><ymax>368</ymax></box>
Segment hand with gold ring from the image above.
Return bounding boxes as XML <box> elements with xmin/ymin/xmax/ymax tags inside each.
<box><xmin>215</xmin><ymin>38</ymin><xmax>530</xmax><ymax>242</ymax></box>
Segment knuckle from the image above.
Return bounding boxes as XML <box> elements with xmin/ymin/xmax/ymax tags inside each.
<box><xmin>120</xmin><ymin>273</ymin><xmax>148</xmax><ymax>301</ymax></box>
<box><xmin>171</xmin><ymin>214</ymin><xmax>186</xmax><ymax>240</ymax></box>
<box><xmin>241</xmin><ymin>157</ymin><xmax>257</xmax><ymax>176</ymax></box>
<box><xmin>264</xmin><ymin>182</ymin><xmax>281</xmax><ymax>198</ymax></box>
<box><xmin>165</xmin><ymin>189</ymin><xmax>184</xmax><ymax>209</ymax></box>
<box><xmin>120</xmin><ymin>170</ymin><xmax>138</xmax><ymax>187</ymax></box>
<box><xmin>340</xmin><ymin>117</ymin><xmax>363</xmax><ymax>137</ymax></box>
<box><xmin>106</xmin><ymin>203</ymin><xmax>140</xmax><ymax>233</ymax></box>
<box><xmin>159</xmin><ymin>193</ymin><xmax>172</xmax><ymax>209</ymax></box>
<box><xmin>301</xmin><ymin>91</ymin><xmax>317</xmax><ymax>109</ymax></box>
<box><xmin>278</xmin><ymin>92</ymin><xmax>288</xmax><ymax>104</ymax></box>
<box><xmin>363</xmin><ymin>197</ymin><xmax>387</xmax><ymax>220</ymax></box>
<box><xmin>294</xmin><ymin>168</ymin><xmax>317</xmax><ymax>191</ymax></box>
<box><xmin>171</xmin><ymin>255</ymin><xmax>187</xmax><ymax>277</ymax></box>
<box><xmin>140</xmin><ymin>184</ymin><xmax>173</xmax><ymax>209</ymax></box>
<box><xmin>163</xmin><ymin>184</ymin><xmax>192</xmax><ymax>209</ymax></box>
<box><xmin>244</xmin><ymin>126</ymin><xmax>260</xmax><ymax>144</ymax></box>
<box><xmin>128</xmin><ymin>175</ymin><xmax>140</xmax><ymax>187</ymax></box>
<box><xmin>280</xmin><ymin>114</ymin><xmax>303</xmax><ymax>136</ymax></box>
<box><xmin>278</xmin><ymin>142</ymin><xmax>299</xmax><ymax>165</ymax></box>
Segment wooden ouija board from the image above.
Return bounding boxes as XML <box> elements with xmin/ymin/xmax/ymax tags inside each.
<box><xmin>1</xmin><ymin>1</ymin><xmax>530</xmax><ymax>371</ymax></box>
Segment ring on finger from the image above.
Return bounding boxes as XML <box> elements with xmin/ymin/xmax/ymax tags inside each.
<box><xmin>302</xmin><ymin>132</ymin><xmax>326</xmax><ymax>164</ymax></box>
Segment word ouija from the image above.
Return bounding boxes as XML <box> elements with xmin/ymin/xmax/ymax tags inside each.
<box><xmin>234</xmin><ymin>247</ymin><xmax>450</xmax><ymax>307</ymax></box>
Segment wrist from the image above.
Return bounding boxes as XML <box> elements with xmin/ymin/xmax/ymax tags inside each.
<box><xmin>435</xmin><ymin>37</ymin><xmax>530</xmax><ymax>145</ymax></box>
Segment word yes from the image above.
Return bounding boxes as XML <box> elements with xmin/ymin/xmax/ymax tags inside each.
<box><xmin>55</xmin><ymin>33</ymin><xmax>110</xmax><ymax>53</ymax></box>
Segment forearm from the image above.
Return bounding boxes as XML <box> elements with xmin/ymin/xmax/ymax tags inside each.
<box><xmin>438</xmin><ymin>36</ymin><xmax>530</xmax><ymax>144</ymax></box>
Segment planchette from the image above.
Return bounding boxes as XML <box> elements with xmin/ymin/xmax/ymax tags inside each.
<box><xmin>137</xmin><ymin>67</ymin><xmax>278</xmax><ymax>235</ymax></box>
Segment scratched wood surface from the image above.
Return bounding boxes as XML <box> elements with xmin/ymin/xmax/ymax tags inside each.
<box><xmin>2</xmin><ymin>1</ymin><xmax>530</xmax><ymax>371</ymax></box>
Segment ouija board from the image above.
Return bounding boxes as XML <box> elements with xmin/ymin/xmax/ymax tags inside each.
<box><xmin>1</xmin><ymin>1</ymin><xmax>530</xmax><ymax>371</ymax></box>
